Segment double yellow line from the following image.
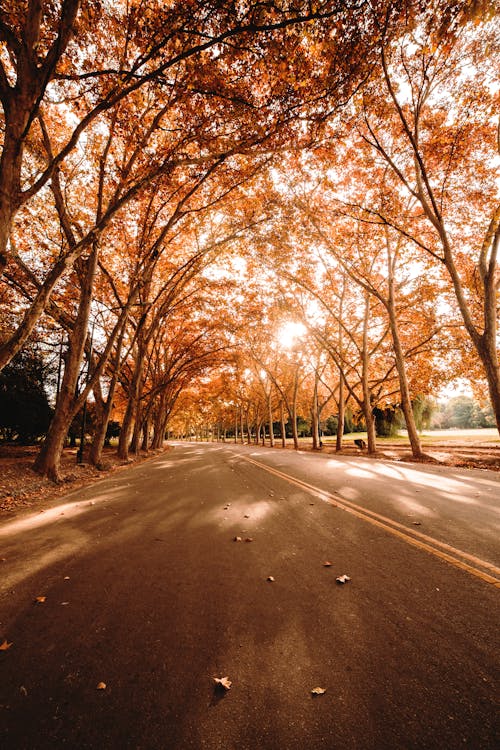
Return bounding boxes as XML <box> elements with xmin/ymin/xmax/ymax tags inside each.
<box><xmin>239</xmin><ymin>454</ymin><xmax>500</xmax><ymax>588</ymax></box>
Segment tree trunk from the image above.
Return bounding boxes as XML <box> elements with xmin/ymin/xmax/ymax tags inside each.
<box><xmin>89</xmin><ymin>320</ymin><xmax>126</xmax><ymax>467</ymax></box>
<box><xmin>129</xmin><ymin>398</ymin><xmax>144</xmax><ymax>454</ymax></box>
<box><xmin>291</xmin><ymin>368</ymin><xmax>300</xmax><ymax>451</ymax></box>
<box><xmin>481</xmin><ymin>337</ymin><xmax>500</xmax><ymax>436</ymax></box>
<box><xmin>34</xmin><ymin>245</ymin><xmax>99</xmax><ymax>480</ymax></box>
<box><xmin>268</xmin><ymin>391</ymin><xmax>275</xmax><ymax>447</ymax></box>
<box><xmin>151</xmin><ymin>391</ymin><xmax>167</xmax><ymax>449</ymax></box>
<box><xmin>280</xmin><ymin>401</ymin><xmax>287</xmax><ymax>448</ymax></box>
<box><xmin>240</xmin><ymin>408</ymin><xmax>245</xmax><ymax>443</ymax></box>
<box><xmin>361</xmin><ymin>292</ymin><xmax>376</xmax><ymax>454</ymax></box>
<box><xmin>336</xmin><ymin>370</ymin><xmax>345</xmax><ymax>452</ymax></box>
<box><xmin>387</xmin><ymin>285</ymin><xmax>423</xmax><ymax>458</ymax></box>
<box><xmin>141</xmin><ymin>416</ymin><xmax>150</xmax><ymax>452</ymax></box>
<box><xmin>90</xmin><ymin>394</ymin><xmax>115</xmax><ymax>468</ymax></box>
<box><xmin>311</xmin><ymin>371</ymin><xmax>320</xmax><ymax>450</ymax></box>
<box><xmin>117</xmin><ymin>353</ymin><xmax>145</xmax><ymax>460</ymax></box>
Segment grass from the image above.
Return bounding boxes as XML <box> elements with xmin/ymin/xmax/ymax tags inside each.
<box><xmin>320</xmin><ymin>428</ymin><xmax>499</xmax><ymax>445</ymax></box>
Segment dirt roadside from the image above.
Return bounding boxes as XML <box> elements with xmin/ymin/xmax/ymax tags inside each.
<box><xmin>0</xmin><ymin>445</ymin><xmax>169</xmax><ymax>516</ymax></box>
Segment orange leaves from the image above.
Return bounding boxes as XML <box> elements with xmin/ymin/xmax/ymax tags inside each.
<box><xmin>0</xmin><ymin>639</ymin><xmax>13</xmax><ymax>651</ymax></box>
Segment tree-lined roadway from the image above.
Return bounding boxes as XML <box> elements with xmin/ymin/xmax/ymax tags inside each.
<box><xmin>1</xmin><ymin>443</ymin><xmax>498</xmax><ymax>749</ymax></box>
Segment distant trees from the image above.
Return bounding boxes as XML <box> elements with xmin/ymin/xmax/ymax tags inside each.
<box><xmin>0</xmin><ymin>347</ymin><xmax>52</xmax><ymax>443</ymax></box>
<box><xmin>433</xmin><ymin>397</ymin><xmax>495</xmax><ymax>431</ymax></box>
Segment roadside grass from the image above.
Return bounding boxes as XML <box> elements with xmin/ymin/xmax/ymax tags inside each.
<box><xmin>318</xmin><ymin>428</ymin><xmax>500</xmax><ymax>446</ymax></box>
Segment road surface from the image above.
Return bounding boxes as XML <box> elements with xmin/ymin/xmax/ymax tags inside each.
<box><xmin>1</xmin><ymin>442</ymin><xmax>499</xmax><ymax>749</ymax></box>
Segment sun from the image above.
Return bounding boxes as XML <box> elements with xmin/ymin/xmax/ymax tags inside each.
<box><xmin>277</xmin><ymin>321</ymin><xmax>306</xmax><ymax>349</ymax></box>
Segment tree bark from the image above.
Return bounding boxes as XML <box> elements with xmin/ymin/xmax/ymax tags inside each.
<box><xmin>34</xmin><ymin>245</ymin><xmax>99</xmax><ymax>480</ymax></box>
<box><xmin>280</xmin><ymin>401</ymin><xmax>287</xmax><ymax>448</ymax></box>
<box><xmin>336</xmin><ymin>370</ymin><xmax>345</xmax><ymax>452</ymax></box>
<box><xmin>291</xmin><ymin>367</ymin><xmax>300</xmax><ymax>451</ymax></box>
<box><xmin>361</xmin><ymin>292</ymin><xmax>376</xmax><ymax>454</ymax></box>
<box><xmin>311</xmin><ymin>371</ymin><xmax>320</xmax><ymax>450</ymax></box>
<box><xmin>386</xmin><ymin>274</ymin><xmax>423</xmax><ymax>458</ymax></box>
<box><xmin>268</xmin><ymin>391</ymin><xmax>275</xmax><ymax>447</ymax></box>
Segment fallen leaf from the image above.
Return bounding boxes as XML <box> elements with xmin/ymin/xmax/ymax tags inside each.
<box><xmin>34</xmin><ymin>596</ymin><xmax>46</xmax><ymax>604</ymax></box>
<box><xmin>19</xmin><ymin>686</ymin><xmax>28</xmax><ymax>697</ymax></box>
<box><xmin>60</xmin><ymin>602</ymin><xmax>69</xmax><ymax>606</ymax></box>
<box><xmin>233</xmin><ymin>536</ymin><xmax>242</xmax><ymax>542</ymax></box>
<box><xmin>0</xmin><ymin>639</ymin><xmax>13</xmax><ymax>651</ymax></box>
<box><xmin>267</xmin><ymin>576</ymin><xmax>275</xmax><ymax>582</ymax></box>
<box><xmin>213</xmin><ymin>676</ymin><xmax>231</xmax><ymax>690</ymax></box>
<box><xmin>244</xmin><ymin>514</ymin><xmax>250</xmax><ymax>518</ymax></box>
<box><xmin>323</xmin><ymin>561</ymin><xmax>332</xmax><ymax>567</ymax></box>
<box><xmin>336</xmin><ymin>574</ymin><xmax>351</xmax><ymax>585</ymax></box>
<box><xmin>311</xmin><ymin>687</ymin><xmax>327</xmax><ymax>695</ymax></box>
<box><xmin>96</xmin><ymin>682</ymin><xmax>107</xmax><ymax>690</ymax></box>
<box><xmin>245</xmin><ymin>537</ymin><xmax>253</xmax><ymax>543</ymax></box>
<box><xmin>412</xmin><ymin>521</ymin><xmax>422</xmax><ymax>526</ymax></box>
<box><xmin>63</xmin><ymin>576</ymin><xmax>70</xmax><ymax>580</ymax></box>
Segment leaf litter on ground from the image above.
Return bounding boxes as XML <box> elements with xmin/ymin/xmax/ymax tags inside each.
<box><xmin>213</xmin><ymin>676</ymin><xmax>232</xmax><ymax>691</ymax></box>
<box><xmin>336</xmin><ymin>574</ymin><xmax>351</xmax><ymax>584</ymax></box>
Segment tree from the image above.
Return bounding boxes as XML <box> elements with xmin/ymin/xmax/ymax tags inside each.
<box><xmin>0</xmin><ymin>347</ymin><xmax>53</xmax><ymax>443</ymax></box>
<box><xmin>356</xmin><ymin>5</ymin><xmax>500</xmax><ymax>432</ymax></box>
<box><xmin>1</xmin><ymin>0</ymin><xmax>387</xmax><ymax>371</ymax></box>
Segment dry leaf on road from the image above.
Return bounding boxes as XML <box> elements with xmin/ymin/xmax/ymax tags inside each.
<box><xmin>0</xmin><ymin>639</ymin><xmax>13</xmax><ymax>650</ymax></box>
<box><xmin>267</xmin><ymin>576</ymin><xmax>275</xmax><ymax>582</ymax></box>
<box><xmin>34</xmin><ymin>596</ymin><xmax>46</xmax><ymax>604</ymax></box>
<box><xmin>213</xmin><ymin>676</ymin><xmax>232</xmax><ymax>690</ymax></box>
<box><xmin>96</xmin><ymin>682</ymin><xmax>107</xmax><ymax>690</ymax></box>
<box><xmin>335</xmin><ymin>575</ymin><xmax>351</xmax><ymax>584</ymax></box>
<box><xmin>233</xmin><ymin>536</ymin><xmax>242</xmax><ymax>542</ymax></box>
<box><xmin>323</xmin><ymin>561</ymin><xmax>332</xmax><ymax>567</ymax></box>
<box><xmin>311</xmin><ymin>687</ymin><xmax>327</xmax><ymax>695</ymax></box>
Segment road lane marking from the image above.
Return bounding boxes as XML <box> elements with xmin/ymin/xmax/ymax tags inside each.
<box><xmin>238</xmin><ymin>454</ymin><xmax>500</xmax><ymax>588</ymax></box>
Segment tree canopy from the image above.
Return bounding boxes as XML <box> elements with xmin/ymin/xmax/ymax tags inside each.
<box><xmin>0</xmin><ymin>1</ymin><xmax>498</xmax><ymax>478</ymax></box>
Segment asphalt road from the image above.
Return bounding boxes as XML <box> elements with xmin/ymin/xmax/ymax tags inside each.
<box><xmin>1</xmin><ymin>442</ymin><xmax>499</xmax><ymax>749</ymax></box>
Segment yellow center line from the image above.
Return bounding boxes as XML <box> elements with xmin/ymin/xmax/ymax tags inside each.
<box><xmin>239</xmin><ymin>454</ymin><xmax>500</xmax><ymax>588</ymax></box>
